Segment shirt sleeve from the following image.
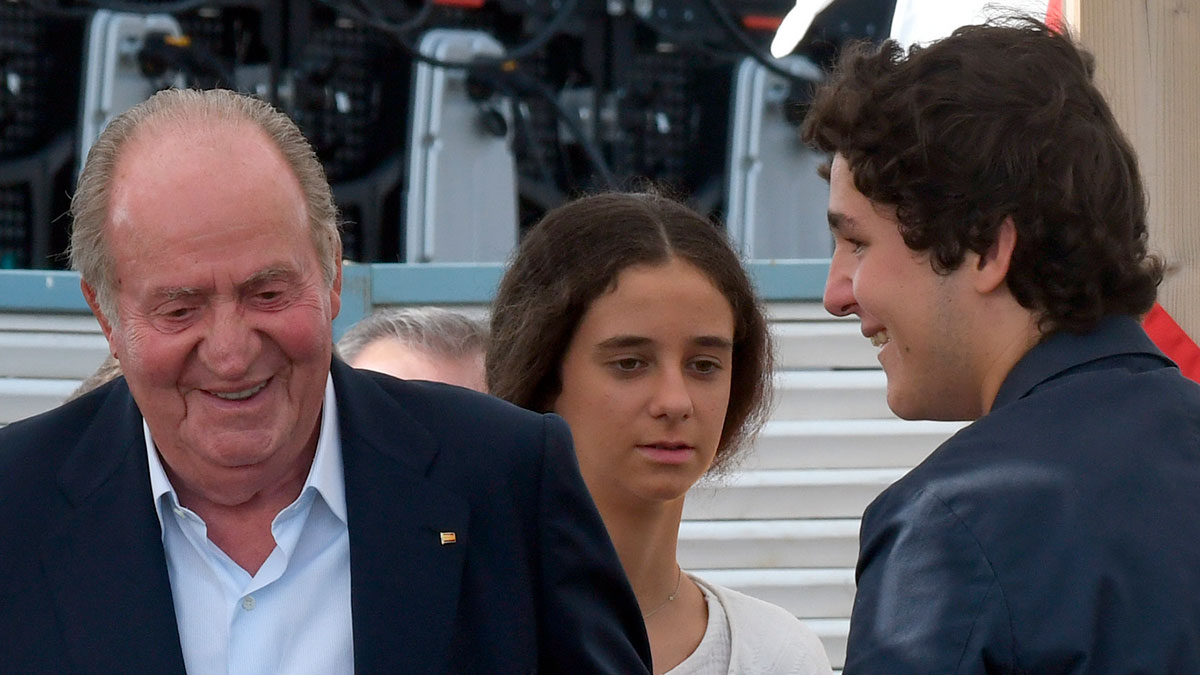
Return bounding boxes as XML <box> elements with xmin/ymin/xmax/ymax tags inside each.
<box><xmin>843</xmin><ymin>486</ymin><xmax>1015</xmax><ymax>675</ymax></box>
<box><xmin>534</xmin><ymin>413</ymin><xmax>653</xmax><ymax>673</ymax></box>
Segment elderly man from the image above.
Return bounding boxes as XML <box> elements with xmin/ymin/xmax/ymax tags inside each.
<box><xmin>804</xmin><ymin>18</ymin><xmax>1200</xmax><ymax>673</ymax></box>
<box><xmin>337</xmin><ymin>307</ymin><xmax>488</xmax><ymax>393</ymax></box>
<box><xmin>0</xmin><ymin>88</ymin><xmax>650</xmax><ymax>674</ymax></box>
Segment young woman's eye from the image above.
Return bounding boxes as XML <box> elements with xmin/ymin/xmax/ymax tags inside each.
<box><xmin>690</xmin><ymin>359</ymin><xmax>722</xmax><ymax>375</ymax></box>
<box><xmin>614</xmin><ymin>358</ymin><xmax>644</xmax><ymax>371</ymax></box>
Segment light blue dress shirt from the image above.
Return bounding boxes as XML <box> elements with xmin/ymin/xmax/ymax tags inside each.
<box><xmin>146</xmin><ymin>375</ymin><xmax>353</xmax><ymax>675</ymax></box>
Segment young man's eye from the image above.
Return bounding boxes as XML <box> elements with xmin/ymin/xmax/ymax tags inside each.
<box><xmin>835</xmin><ymin>236</ymin><xmax>865</xmax><ymax>255</ymax></box>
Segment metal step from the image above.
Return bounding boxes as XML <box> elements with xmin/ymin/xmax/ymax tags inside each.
<box><xmin>0</xmin><ymin>378</ymin><xmax>79</xmax><ymax>425</ymax></box>
<box><xmin>773</xmin><ymin>370</ymin><xmax>893</xmax><ymax>420</ymax></box>
<box><xmin>747</xmin><ymin>418</ymin><xmax>964</xmax><ymax>470</ymax></box>
<box><xmin>0</xmin><ymin>312</ymin><xmax>104</xmax><ymax>333</ymax></box>
<box><xmin>805</xmin><ymin>618</ymin><xmax>850</xmax><ymax>670</ymax></box>
<box><xmin>773</xmin><ymin>321</ymin><xmax>880</xmax><ymax>370</ymax></box>
<box><xmin>0</xmin><ymin>331</ymin><xmax>111</xmax><ymax>379</ymax></box>
<box><xmin>678</xmin><ymin>518</ymin><xmax>859</xmax><ymax>569</ymax></box>
<box><xmin>684</xmin><ymin>468</ymin><xmax>905</xmax><ymax>520</ymax></box>
<box><xmin>691</xmin><ymin>567</ymin><xmax>856</xmax><ymax>619</ymax></box>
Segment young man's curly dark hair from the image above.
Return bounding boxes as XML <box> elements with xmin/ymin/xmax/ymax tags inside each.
<box><xmin>802</xmin><ymin>17</ymin><xmax>1163</xmax><ymax>335</ymax></box>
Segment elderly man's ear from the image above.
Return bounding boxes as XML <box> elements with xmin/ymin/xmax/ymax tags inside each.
<box><xmin>329</xmin><ymin>257</ymin><xmax>344</xmax><ymax>320</ymax></box>
<box><xmin>81</xmin><ymin>279</ymin><xmax>117</xmax><ymax>354</ymax></box>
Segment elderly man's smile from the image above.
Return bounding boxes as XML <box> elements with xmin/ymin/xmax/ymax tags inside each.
<box><xmin>207</xmin><ymin>379</ymin><xmax>271</xmax><ymax>398</ymax></box>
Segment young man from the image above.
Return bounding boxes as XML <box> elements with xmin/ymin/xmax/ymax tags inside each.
<box><xmin>804</xmin><ymin>18</ymin><xmax>1200</xmax><ymax>672</ymax></box>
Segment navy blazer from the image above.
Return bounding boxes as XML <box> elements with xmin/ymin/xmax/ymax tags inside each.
<box><xmin>845</xmin><ymin>317</ymin><xmax>1200</xmax><ymax>673</ymax></box>
<box><xmin>0</xmin><ymin>358</ymin><xmax>651</xmax><ymax>674</ymax></box>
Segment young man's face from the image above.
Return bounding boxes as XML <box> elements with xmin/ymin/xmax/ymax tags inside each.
<box><xmin>823</xmin><ymin>154</ymin><xmax>986</xmax><ymax>421</ymax></box>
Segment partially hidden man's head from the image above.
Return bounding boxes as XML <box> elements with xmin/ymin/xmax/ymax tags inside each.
<box><xmin>803</xmin><ymin>17</ymin><xmax>1163</xmax><ymax>336</ymax></box>
<box><xmin>69</xmin><ymin>87</ymin><xmax>344</xmax><ymax>504</ymax></box>
<box><xmin>337</xmin><ymin>307</ymin><xmax>489</xmax><ymax>393</ymax></box>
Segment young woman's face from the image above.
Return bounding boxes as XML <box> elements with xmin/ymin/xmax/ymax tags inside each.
<box><xmin>553</xmin><ymin>257</ymin><xmax>735</xmax><ymax>508</ymax></box>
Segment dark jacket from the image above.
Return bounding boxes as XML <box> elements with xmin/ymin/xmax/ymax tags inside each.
<box><xmin>0</xmin><ymin>358</ymin><xmax>651</xmax><ymax>674</ymax></box>
<box><xmin>845</xmin><ymin>317</ymin><xmax>1200</xmax><ymax>673</ymax></box>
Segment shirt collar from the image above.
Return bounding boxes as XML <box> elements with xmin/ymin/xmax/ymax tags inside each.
<box><xmin>146</xmin><ymin>373</ymin><xmax>347</xmax><ymax>530</ymax></box>
<box><xmin>991</xmin><ymin>315</ymin><xmax>1173</xmax><ymax>411</ymax></box>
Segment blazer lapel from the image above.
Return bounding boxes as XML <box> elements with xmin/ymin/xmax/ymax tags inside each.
<box><xmin>42</xmin><ymin>382</ymin><xmax>186</xmax><ymax>674</ymax></box>
<box><xmin>333</xmin><ymin>361</ymin><xmax>471</xmax><ymax>674</ymax></box>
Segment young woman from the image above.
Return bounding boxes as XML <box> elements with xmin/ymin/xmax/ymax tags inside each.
<box><xmin>487</xmin><ymin>192</ymin><xmax>832</xmax><ymax>674</ymax></box>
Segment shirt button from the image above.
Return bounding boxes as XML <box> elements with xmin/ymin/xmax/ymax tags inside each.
<box><xmin>242</xmin><ymin>596</ymin><xmax>256</xmax><ymax>611</ymax></box>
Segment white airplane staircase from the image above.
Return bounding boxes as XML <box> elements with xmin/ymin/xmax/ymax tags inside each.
<box><xmin>0</xmin><ymin>302</ymin><xmax>966</xmax><ymax>670</ymax></box>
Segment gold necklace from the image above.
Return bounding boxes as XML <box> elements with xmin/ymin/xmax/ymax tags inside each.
<box><xmin>641</xmin><ymin>565</ymin><xmax>683</xmax><ymax>619</ymax></box>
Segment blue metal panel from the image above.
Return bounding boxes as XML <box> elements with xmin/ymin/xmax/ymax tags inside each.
<box><xmin>365</xmin><ymin>260</ymin><xmax>829</xmax><ymax>305</ymax></box>
<box><xmin>0</xmin><ymin>270</ymin><xmax>92</xmax><ymax>313</ymax></box>
<box><xmin>0</xmin><ymin>260</ymin><xmax>832</xmax><ymax>328</ymax></box>
<box><xmin>747</xmin><ymin>259</ymin><xmax>830</xmax><ymax>302</ymax></box>
<box><xmin>370</xmin><ymin>263</ymin><xmax>506</xmax><ymax>305</ymax></box>
<box><xmin>333</xmin><ymin>264</ymin><xmax>372</xmax><ymax>341</ymax></box>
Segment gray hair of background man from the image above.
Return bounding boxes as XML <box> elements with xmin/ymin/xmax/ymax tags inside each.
<box><xmin>68</xmin><ymin>87</ymin><xmax>341</xmax><ymax>323</ymax></box>
<box><xmin>337</xmin><ymin>307</ymin><xmax>488</xmax><ymax>365</ymax></box>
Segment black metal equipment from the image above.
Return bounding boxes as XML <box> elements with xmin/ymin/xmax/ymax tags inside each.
<box><xmin>3</xmin><ymin>0</ymin><xmax>895</xmax><ymax>268</ymax></box>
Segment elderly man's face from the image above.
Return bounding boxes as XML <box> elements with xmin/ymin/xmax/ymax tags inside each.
<box><xmin>85</xmin><ymin>122</ymin><xmax>341</xmax><ymax>505</ymax></box>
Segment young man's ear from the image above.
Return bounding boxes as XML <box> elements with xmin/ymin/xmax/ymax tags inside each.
<box><xmin>975</xmin><ymin>217</ymin><xmax>1018</xmax><ymax>294</ymax></box>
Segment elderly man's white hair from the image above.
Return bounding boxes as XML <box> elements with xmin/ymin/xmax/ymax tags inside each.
<box><xmin>69</xmin><ymin>88</ymin><xmax>341</xmax><ymax>323</ymax></box>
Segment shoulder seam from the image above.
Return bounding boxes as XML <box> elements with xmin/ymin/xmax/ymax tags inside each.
<box><xmin>920</xmin><ymin>488</ymin><xmax>1020</xmax><ymax>672</ymax></box>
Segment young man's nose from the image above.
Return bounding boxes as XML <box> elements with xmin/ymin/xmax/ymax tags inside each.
<box><xmin>823</xmin><ymin>250</ymin><xmax>858</xmax><ymax>317</ymax></box>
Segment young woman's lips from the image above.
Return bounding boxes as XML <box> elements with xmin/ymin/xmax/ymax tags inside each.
<box><xmin>636</xmin><ymin>443</ymin><xmax>696</xmax><ymax>465</ymax></box>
